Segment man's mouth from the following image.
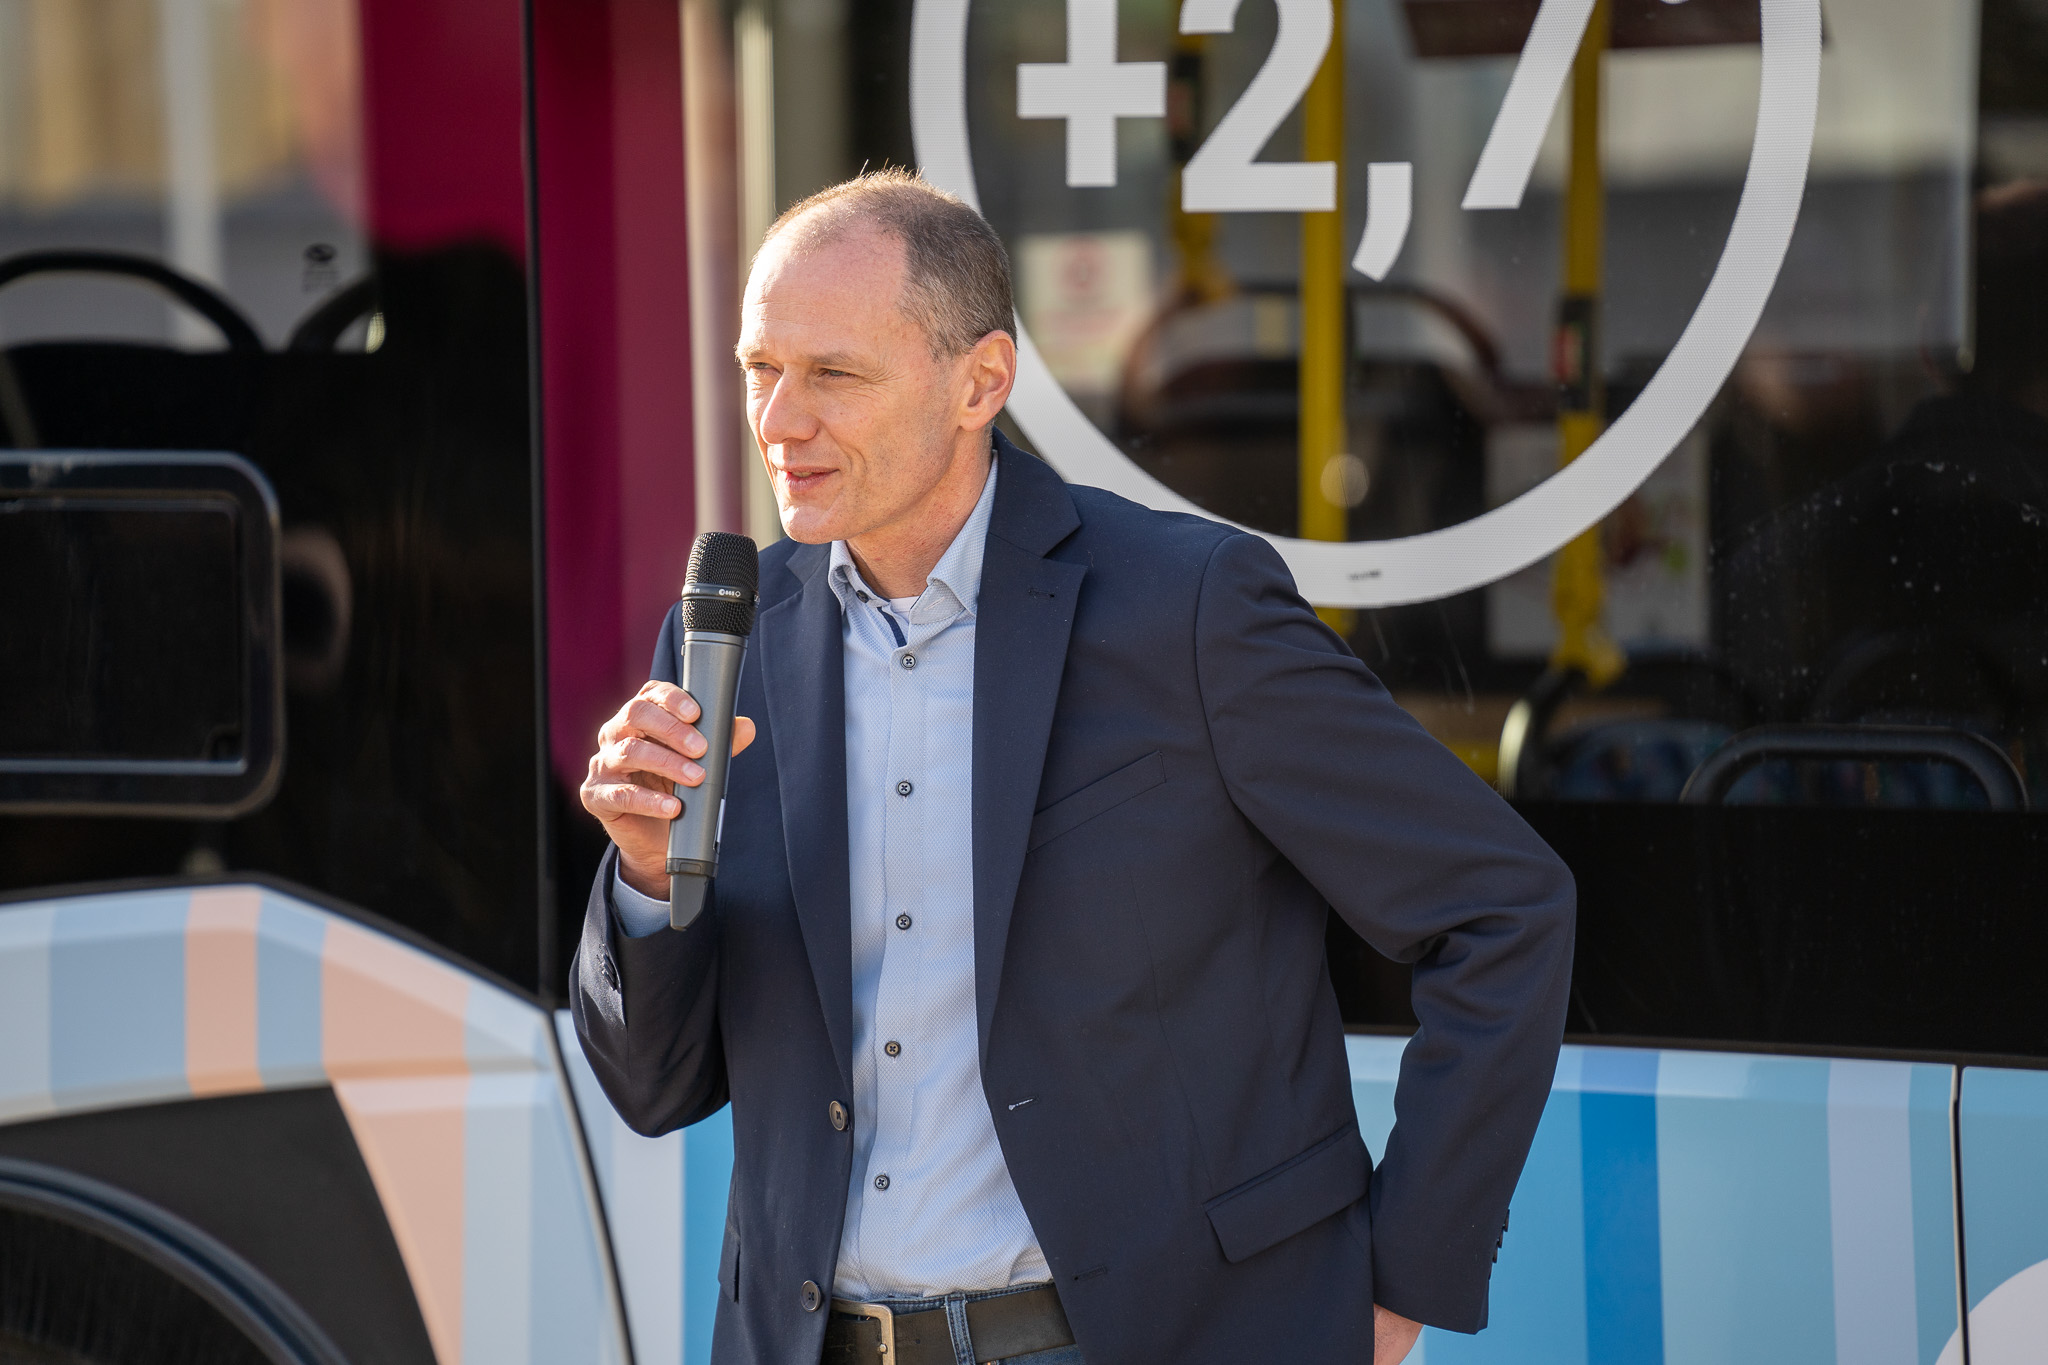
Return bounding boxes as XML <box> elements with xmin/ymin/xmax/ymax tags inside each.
<box><xmin>776</xmin><ymin>466</ymin><xmax>836</xmax><ymax>491</ymax></box>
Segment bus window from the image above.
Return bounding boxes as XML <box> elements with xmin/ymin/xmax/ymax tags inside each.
<box><xmin>725</xmin><ymin>0</ymin><xmax>2048</xmax><ymax>1055</ymax></box>
<box><xmin>748</xmin><ymin>0</ymin><xmax>2042</xmax><ymax>809</ymax></box>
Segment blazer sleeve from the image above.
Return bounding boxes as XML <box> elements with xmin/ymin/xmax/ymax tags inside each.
<box><xmin>568</xmin><ymin>603</ymin><xmax>731</xmax><ymax>1137</ymax></box>
<box><xmin>1192</xmin><ymin>531</ymin><xmax>1575</xmax><ymax>1334</ymax></box>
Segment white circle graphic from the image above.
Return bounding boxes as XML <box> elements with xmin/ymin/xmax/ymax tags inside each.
<box><xmin>912</xmin><ymin>0</ymin><xmax>1822</xmax><ymax>607</ymax></box>
<box><xmin>1936</xmin><ymin>1257</ymin><xmax>2048</xmax><ymax>1365</ymax></box>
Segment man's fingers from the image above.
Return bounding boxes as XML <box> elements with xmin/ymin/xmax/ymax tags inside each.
<box><xmin>624</xmin><ymin>698</ymin><xmax>708</xmax><ymax>758</ymax></box>
<box><xmin>598</xmin><ymin>696</ymin><xmax>706</xmax><ymax>760</ymax></box>
<box><xmin>585</xmin><ymin>780</ymin><xmax>682</xmax><ymax>821</ymax></box>
<box><xmin>1371</xmin><ymin>1307</ymin><xmax>1422</xmax><ymax>1365</ymax></box>
<box><xmin>641</xmin><ymin>680</ymin><xmax>702</xmax><ymax>725</ymax></box>
<box><xmin>590</xmin><ymin>693</ymin><xmax>754</xmax><ymax>798</ymax></box>
<box><xmin>603</xmin><ymin>735</ymin><xmax>705</xmax><ymax>788</ymax></box>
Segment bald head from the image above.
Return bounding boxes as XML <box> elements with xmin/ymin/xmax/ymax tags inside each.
<box><xmin>761</xmin><ymin>168</ymin><xmax>1015</xmax><ymax>359</ymax></box>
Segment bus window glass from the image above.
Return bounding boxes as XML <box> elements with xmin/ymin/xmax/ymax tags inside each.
<box><xmin>759</xmin><ymin>0</ymin><xmax>2042</xmax><ymax>813</ymax></box>
<box><xmin>735</xmin><ymin>0</ymin><xmax>2048</xmax><ymax>1049</ymax></box>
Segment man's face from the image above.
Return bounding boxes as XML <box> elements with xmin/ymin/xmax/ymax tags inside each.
<box><xmin>737</xmin><ymin>223</ymin><xmax>971</xmax><ymax>546</ymax></box>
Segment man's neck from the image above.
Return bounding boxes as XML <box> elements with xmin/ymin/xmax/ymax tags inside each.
<box><xmin>844</xmin><ymin>440</ymin><xmax>993</xmax><ymax>598</ymax></box>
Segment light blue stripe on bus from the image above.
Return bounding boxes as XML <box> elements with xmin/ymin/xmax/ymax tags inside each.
<box><xmin>465</xmin><ymin>1071</ymin><xmax>535</xmax><ymax>1365</ymax></box>
<box><xmin>256</xmin><ymin>894</ymin><xmax>325</xmax><ymax>1087</ymax></box>
<box><xmin>555</xmin><ymin>1010</ymin><xmax>686</xmax><ymax>1365</ymax></box>
<box><xmin>48</xmin><ymin>891</ymin><xmax>186</xmax><ymax>1111</ymax></box>
<box><xmin>468</xmin><ymin>977</ymin><xmax>554</xmax><ymax>1072</ymax></box>
<box><xmin>1826</xmin><ymin>1059</ymin><xmax>1921</xmax><ymax>1365</ymax></box>
<box><xmin>683</xmin><ymin>1110</ymin><xmax>735</xmax><ymax>1365</ymax></box>
<box><xmin>1907</xmin><ymin>1064</ymin><xmax>1960</xmax><ymax>1365</ymax></box>
<box><xmin>610</xmin><ymin>1118</ymin><xmax>687</xmax><ymax>1365</ymax></box>
<box><xmin>1959</xmin><ymin>1066</ymin><xmax>2048</xmax><ymax>1311</ymax></box>
<box><xmin>1345</xmin><ymin>1032</ymin><xmax>1402</xmax><ymax>1156</ymax></box>
<box><xmin>529</xmin><ymin>1078</ymin><xmax>622</xmax><ymax>1365</ymax></box>
<box><xmin>0</xmin><ymin>903</ymin><xmax>55</xmax><ymax>1122</ymax></box>
<box><xmin>1429</xmin><ymin>1056</ymin><xmax>1588</xmax><ymax>1365</ymax></box>
<box><xmin>1582</xmin><ymin>1047</ymin><xmax>1662</xmax><ymax>1365</ymax></box>
<box><xmin>1656</xmin><ymin>1051</ymin><xmax>1833</xmax><ymax>1365</ymax></box>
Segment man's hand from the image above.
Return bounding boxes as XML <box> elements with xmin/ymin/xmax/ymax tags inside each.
<box><xmin>1374</xmin><ymin>1305</ymin><xmax>1421</xmax><ymax>1365</ymax></box>
<box><xmin>581</xmin><ymin>681</ymin><xmax>757</xmax><ymax>899</ymax></box>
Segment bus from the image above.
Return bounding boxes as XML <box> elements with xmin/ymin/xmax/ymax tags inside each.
<box><xmin>1</xmin><ymin>0</ymin><xmax>2043</xmax><ymax>1360</ymax></box>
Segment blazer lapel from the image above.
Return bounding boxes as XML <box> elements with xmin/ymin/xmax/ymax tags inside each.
<box><xmin>757</xmin><ymin>543</ymin><xmax>855</xmax><ymax>1090</ymax></box>
<box><xmin>972</xmin><ymin>438</ymin><xmax>1086</xmax><ymax>1061</ymax></box>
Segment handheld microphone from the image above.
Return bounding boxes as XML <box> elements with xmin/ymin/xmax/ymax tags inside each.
<box><xmin>666</xmin><ymin>531</ymin><xmax>759</xmax><ymax>929</ymax></box>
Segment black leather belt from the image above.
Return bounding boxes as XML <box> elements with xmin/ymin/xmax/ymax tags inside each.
<box><xmin>821</xmin><ymin>1284</ymin><xmax>1073</xmax><ymax>1365</ymax></box>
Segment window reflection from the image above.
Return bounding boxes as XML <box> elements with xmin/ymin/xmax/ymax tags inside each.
<box><xmin>1718</xmin><ymin>182</ymin><xmax>2048</xmax><ymax>805</ymax></box>
<box><xmin>0</xmin><ymin>0</ymin><xmax>367</xmax><ymax>348</ymax></box>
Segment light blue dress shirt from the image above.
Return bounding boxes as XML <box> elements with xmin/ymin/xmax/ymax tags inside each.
<box><xmin>614</xmin><ymin>461</ymin><xmax>1050</xmax><ymax>1300</ymax></box>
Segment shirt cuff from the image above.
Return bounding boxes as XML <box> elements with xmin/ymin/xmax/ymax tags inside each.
<box><xmin>611</xmin><ymin>867</ymin><xmax>673</xmax><ymax>938</ymax></box>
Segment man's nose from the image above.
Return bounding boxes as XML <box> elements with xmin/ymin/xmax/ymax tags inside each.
<box><xmin>754</xmin><ymin>375</ymin><xmax>816</xmax><ymax>448</ymax></box>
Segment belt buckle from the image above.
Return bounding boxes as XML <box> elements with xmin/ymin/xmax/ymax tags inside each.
<box><xmin>831</xmin><ymin>1298</ymin><xmax>896</xmax><ymax>1360</ymax></box>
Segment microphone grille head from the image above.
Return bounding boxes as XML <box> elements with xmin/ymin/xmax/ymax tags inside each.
<box><xmin>680</xmin><ymin>532</ymin><xmax>760</xmax><ymax>636</ymax></box>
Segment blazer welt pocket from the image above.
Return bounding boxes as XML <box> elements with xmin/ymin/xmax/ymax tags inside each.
<box><xmin>1202</xmin><ymin>1125</ymin><xmax>1372</xmax><ymax>1264</ymax></box>
<box><xmin>1028</xmin><ymin>752</ymin><xmax>1166</xmax><ymax>851</ymax></box>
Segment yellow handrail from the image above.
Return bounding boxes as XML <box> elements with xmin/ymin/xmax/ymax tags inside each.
<box><xmin>1300</xmin><ymin>0</ymin><xmax>1353</xmax><ymax>633</ymax></box>
<box><xmin>1549</xmin><ymin>0</ymin><xmax>1624</xmax><ymax>687</ymax></box>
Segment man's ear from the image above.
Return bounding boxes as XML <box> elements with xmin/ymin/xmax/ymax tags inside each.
<box><xmin>958</xmin><ymin>329</ymin><xmax>1018</xmax><ymax>430</ymax></box>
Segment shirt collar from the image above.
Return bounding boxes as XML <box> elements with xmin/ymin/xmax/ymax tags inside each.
<box><xmin>828</xmin><ymin>458</ymin><xmax>998</xmax><ymax>625</ymax></box>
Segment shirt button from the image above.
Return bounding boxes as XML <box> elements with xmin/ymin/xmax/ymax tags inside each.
<box><xmin>884</xmin><ymin>1040</ymin><xmax>901</xmax><ymax>1058</ymax></box>
<box><xmin>828</xmin><ymin>1100</ymin><xmax>848</xmax><ymax>1131</ymax></box>
<box><xmin>855</xmin><ymin>591</ymin><xmax>869</xmax><ymax>603</ymax></box>
<box><xmin>900</xmin><ymin>652</ymin><xmax>916</xmax><ymax>670</ymax></box>
<box><xmin>896</xmin><ymin>780</ymin><xmax>913</xmax><ymax>797</ymax></box>
<box><xmin>801</xmin><ymin>1280</ymin><xmax>822</xmax><ymax>1312</ymax></box>
<box><xmin>873</xmin><ymin>1174</ymin><xmax>890</xmax><ymax>1191</ymax></box>
<box><xmin>896</xmin><ymin>913</ymin><xmax>912</xmax><ymax>931</ymax></box>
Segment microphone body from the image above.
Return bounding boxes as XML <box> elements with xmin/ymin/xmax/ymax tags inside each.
<box><xmin>665</xmin><ymin>533</ymin><xmax>759</xmax><ymax>928</ymax></box>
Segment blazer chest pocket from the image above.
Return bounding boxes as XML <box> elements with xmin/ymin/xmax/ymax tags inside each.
<box><xmin>1202</xmin><ymin>1125</ymin><xmax>1372</xmax><ymax>1264</ymax></box>
<box><xmin>1028</xmin><ymin>752</ymin><xmax>1166</xmax><ymax>852</ymax></box>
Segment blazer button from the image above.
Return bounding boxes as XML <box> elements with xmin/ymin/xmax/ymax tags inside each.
<box><xmin>800</xmin><ymin>1280</ymin><xmax>822</xmax><ymax>1312</ymax></box>
<box><xmin>829</xmin><ymin>1100</ymin><xmax>848</xmax><ymax>1131</ymax></box>
<box><xmin>600</xmin><ymin>956</ymin><xmax>620</xmax><ymax>990</ymax></box>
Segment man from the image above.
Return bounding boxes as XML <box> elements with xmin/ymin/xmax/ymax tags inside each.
<box><xmin>574</xmin><ymin>170</ymin><xmax>1573</xmax><ymax>1365</ymax></box>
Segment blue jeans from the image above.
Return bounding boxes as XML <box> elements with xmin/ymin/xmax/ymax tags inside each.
<box><xmin>865</xmin><ymin>1282</ymin><xmax>1084</xmax><ymax>1365</ymax></box>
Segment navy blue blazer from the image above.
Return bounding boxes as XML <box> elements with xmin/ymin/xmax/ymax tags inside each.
<box><xmin>572</xmin><ymin>433</ymin><xmax>1574</xmax><ymax>1365</ymax></box>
